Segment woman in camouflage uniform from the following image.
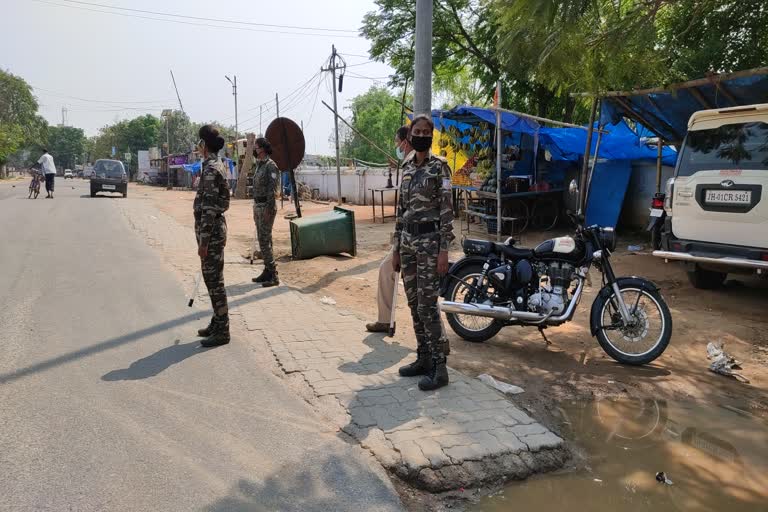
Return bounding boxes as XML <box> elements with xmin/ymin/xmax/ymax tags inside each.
<box><xmin>251</xmin><ymin>137</ymin><xmax>280</xmax><ymax>287</ymax></box>
<box><xmin>194</xmin><ymin>125</ymin><xmax>231</xmax><ymax>347</ymax></box>
<box><xmin>393</xmin><ymin>115</ymin><xmax>454</xmax><ymax>391</ymax></box>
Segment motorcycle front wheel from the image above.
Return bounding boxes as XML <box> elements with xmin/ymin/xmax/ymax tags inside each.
<box><xmin>594</xmin><ymin>283</ymin><xmax>672</xmax><ymax>365</ymax></box>
<box><xmin>444</xmin><ymin>263</ymin><xmax>503</xmax><ymax>343</ymax></box>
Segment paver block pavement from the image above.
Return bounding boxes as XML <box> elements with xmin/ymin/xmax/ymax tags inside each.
<box><xmin>229</xmin><ymin>265</ymin><xmax>569</xmax><ymax>491</ymax></box>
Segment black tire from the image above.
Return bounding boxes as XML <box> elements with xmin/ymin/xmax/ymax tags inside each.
<box><xmin>444</xmin><ymin>263</ymin><xmax>503</xmax><ymax>343</ymax></box>
<box><xmin>687</xmin><ymin>266</ymin><xmax>726</xmax><ymax>289</ymax></box>
<box><xmin>122</xmin><ymin>191</ymin><xmax>127</xmax><ymax>198</ymax></box>
<box><xmin>594</xmin><ymin>283</ymin><xmax>672</xmax><ymax>365</ymax></box>
<box><xmin>91</xmin><ymin>189</ymin><xmax>96</xmax><ymax>198</ymax></box>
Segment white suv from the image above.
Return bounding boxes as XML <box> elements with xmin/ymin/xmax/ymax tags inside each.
<box><xmin>654</xmin><ymin>103</ymin><xmax>768</xmax><ymax>288</ymax></box>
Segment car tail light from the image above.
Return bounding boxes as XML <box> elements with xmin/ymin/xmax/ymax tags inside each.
<box><xmin>664</xmin><ymin>178</ymin><xmax>675</xmax><ymax>214</ymax></box>
<box><xmin>652</xmin><ymin>194</ymin><xmax>665</xmax><ymax>209</ymax></box>
<box><xmin>761</xmin><ymin>253</ymin><xmax>768</xmax><ymax>262</ymax></box>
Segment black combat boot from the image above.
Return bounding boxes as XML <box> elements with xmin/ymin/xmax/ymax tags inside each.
<box><xmin>261</xmin><ymin>270</ymin><xmax>279</xmax><ymax>288</ymax></box>
<box><xmin>440</xmin><ymin>338</ymin><xmax>451</xmax><ymax>356</ymax></box>
<box><xmin>398</xmin><ymin>346</ymin><xmax>432</xmax><ymax>377</ymax></box>
<box><xmin>201</xmin><ymin>316</ymin><xmax>230</xmax><ymax>347</ymax></box>
<box><xmin>418</xmin><ymin>355</ymin><xmax>449</xmax><ymax>391</ymax></box>
<box><xmin>197</xmin><ymin>316</ymin><xmax>215</xmax><ymax>337</ymax></box>
<box><xmin>252</xmin><ymin>270</ymin><xmax>269</xmax><ymax>283</ymax></box>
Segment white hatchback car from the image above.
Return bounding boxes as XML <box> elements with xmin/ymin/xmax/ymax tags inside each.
<box><xmin>654</xmin><ymin>103</ymin><xmax>768</xmax><ymax>288</ymax></box>
<box><xmin>63</xmin><ymin>169</ymin><xmax>73</xmax><ymax>179</ymax></box>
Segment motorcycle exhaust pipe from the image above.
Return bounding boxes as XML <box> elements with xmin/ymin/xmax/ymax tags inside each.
<box><xmin>439</xmin><ymin>301</ymin><xmax>547</xmax><ymax>322</ymax></box>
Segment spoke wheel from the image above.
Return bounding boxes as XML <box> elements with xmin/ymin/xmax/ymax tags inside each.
<box><xmin>443</xmin><ymin>264</ymin><xmax>502</xmax><ymax>343</ymax></box>
<box><xmin>595</xmin><ymin>285</ymin><xmax>672</xmax><ymax>365</ymax></box>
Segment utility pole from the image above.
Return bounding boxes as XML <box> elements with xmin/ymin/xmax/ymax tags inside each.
<box><xmin>61</xmin><ymin>107</ymin><xmax>68</xmax><ymax>126</ymax></box>
<box><xmin>259</xmin><ymin>105</ymin><xmax>263</xmax><ymax>136</ymax></box>
<box><xmin>322</xmin><ymin>45</ymin><xmax>345</xmax><ymax>203</ymax></box>
<box><xmin>225</xmin><ymin>75</ymin><xmax>238</xmax><ymax>142</ymax></box>
<box><xmin>413</xmin><ymin>0</ymin><xmax>433</xmax><ymax>115</ymax></box>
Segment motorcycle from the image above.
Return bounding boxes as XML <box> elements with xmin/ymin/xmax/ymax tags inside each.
<box><xmin>439</xmin><ymin>212</ymin><xmax>672</xmax><ymax>366</ymax></box>
<box><xmin>647</xmin><ymin>192</ymin><xmax>666</xmax><ymax>250</ymax></box>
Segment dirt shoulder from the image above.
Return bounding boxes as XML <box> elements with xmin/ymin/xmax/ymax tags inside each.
<box><xmin>138</xmin><ymin>184</ymin><xmax>768</xmax><ymax>425</ymax></box>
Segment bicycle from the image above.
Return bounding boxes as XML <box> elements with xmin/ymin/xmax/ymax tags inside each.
<box><xmin>28</xmin><ymin>170</ymin><xmax>42</xmax><ymax>199</ymax></box>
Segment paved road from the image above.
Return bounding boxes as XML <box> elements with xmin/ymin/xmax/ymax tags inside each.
<box><xmin>0</xmin><ymin>179</ymin><xmax>403</xmax><ymax>511</ymax></box>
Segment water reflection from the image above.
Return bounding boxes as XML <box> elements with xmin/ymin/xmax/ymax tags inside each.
<box><xmin>474</xmin><ymin>399</ymin><xmax>768</xmax><ymax>512</ymax></box>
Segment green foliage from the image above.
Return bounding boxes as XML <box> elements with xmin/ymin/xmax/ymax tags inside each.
<box><xmin>47</xmin><ymin>126</ymin><xmax>87</xmax><ymax>170</ymax></box>
<box><xmin>0</xmin><ymin>69</ymin><xmax>42</xmax><ymax>165</ymax></box>
<box><xmin>339</xmin><ymin>86</ymin><xmax>402</xmax><ymax>164</ymax></box>
<box><xmin>657</xmin><ymin>0</ymin><xmax>768</xmax><ymax>82</ymax></box>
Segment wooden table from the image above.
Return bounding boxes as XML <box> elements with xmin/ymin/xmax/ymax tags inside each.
<box><xmin>370</xmin><ymin>187</ymin><xmax>399</xmax><ymax>223</ymax></box>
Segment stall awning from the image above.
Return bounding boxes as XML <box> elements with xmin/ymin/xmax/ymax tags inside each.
<box><xmin>438</xmin><ymin>105</ymin><xmax>540</xmax><ymax>135</ymax></box>
<box><xmin>540</xmin><ymin>120</ymin><xmax>677</xmax><ymax>166</ymax></box>
<box><xmin>594</xmin><ymin>67</ymin><xmax>768</xmax><ymax>144</ymax></box>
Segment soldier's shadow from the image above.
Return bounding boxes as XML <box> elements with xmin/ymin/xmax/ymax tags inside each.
<box><xmin>338</xmin><ymin>334</ymin><xmax>411</xmax><ymax>376</ymax></box>
<box><xmin>101</xmin><ymin>339</ymin><xmax>209</xmax><ymax>381</ymax></box>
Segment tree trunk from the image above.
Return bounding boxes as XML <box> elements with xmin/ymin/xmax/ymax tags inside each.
<box><xmin>563</xmin><ymin>94</ymin><xmax>576</xmax><ymax>124</ymax></box>
<box><xmin>535</xmin><ymin>84</ymin><xmax>554</xmax><ymax>119</ymax></box>
<box><xmin>0</xmin><ymin>164</ymin><xmax>7</xmax><ymax>180</ymax></box>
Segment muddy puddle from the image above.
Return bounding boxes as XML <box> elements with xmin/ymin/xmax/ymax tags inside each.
<box><xmin>474</xmin><ymin>399</ymin><xmax>768</xmax><ymax>511</ymax></box>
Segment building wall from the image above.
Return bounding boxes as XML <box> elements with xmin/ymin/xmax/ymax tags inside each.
<box><xmin>296</xmin><ymin>167</ymin><xmax>398</xmax><ymax>205</ymax></box>
<box><xmin>619</xmin><ymin>162</ymin><xmax>675</xmax><ymax>229</ymax></box>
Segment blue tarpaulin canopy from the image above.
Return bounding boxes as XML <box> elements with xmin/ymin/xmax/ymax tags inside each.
<box><xmin>540</xmin><ymin>121</ymin><xmax>677</xmax><ymax>166</ymax></box>
<box><xmin>598</xmin><ymin>67</ymin><xmax>768</xmax><ymax>144</ymax></box>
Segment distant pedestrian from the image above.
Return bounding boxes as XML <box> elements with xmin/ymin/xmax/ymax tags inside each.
<box><xmin>38</xmin><ymin>149</ymin><xmax>57</xmax><ymax>198</ymax></box>
<box><xmin>251</xmin><ymin>137</ymin><xmax>280</xmax><ymax>287</ymax></box>
<box><xmin>194</xmin><ymin>125</ymin><xmax>231</xmax><ymax>347</ymax></box>
<box><xmin>393</xmin><ymin>115</ymin><xmax>454</xmax><ymax>391</ymax></box>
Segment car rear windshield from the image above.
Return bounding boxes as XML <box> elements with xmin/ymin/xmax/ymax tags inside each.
<box><xmin>95</xmin><ymin>160</ymin><xmax>125</xmax><ymax>178</ymax></box>
<box><xmin>677</xmin><ymin>121</ymin><xmax>768</xmax><ymax>177</ymax></box>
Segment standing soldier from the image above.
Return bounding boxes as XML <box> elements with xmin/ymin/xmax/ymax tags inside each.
<box><xmin>392</xmin><ymin>115</ymin><xmax>454</xmax><ymax>391</ymax></box>
<box><xmin>251</xmin><ymin>137</ymin><xmax>280</xmax><ymax>287</ymax></box>
<box><xmin>194</xmin><ymin>125</ymin><xmax>231</xmax><ymax>347</ymax></box>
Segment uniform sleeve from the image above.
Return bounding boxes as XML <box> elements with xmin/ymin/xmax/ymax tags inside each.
<box><xmin>268</xmin><ymin>161</ymin><xmax>280</xmax><ymax>197</ymax></box>
<box><xmin>438</xmin><ymin>162</ymin><xmax>455</xmax><ymax>252</ymax></box>
<box><xmin>198</xmin><ymin>169</ymin><xmax>228</xmax><ymax>246</ymax></box>
<box><xmin>393</xmin><ymin>177</ymin><xmax>405</xmax><ymax>253</ymax></box>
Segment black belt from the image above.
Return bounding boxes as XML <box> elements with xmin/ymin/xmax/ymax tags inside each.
<box><xmin>254</xmin><ymin>196</ymin><xmax>269</xmax><ymax>203</ymax></box>
<box><xmin>404</xmin><ymin>222</ymin><xmax>439</xmax><ymax>235</ymax></box>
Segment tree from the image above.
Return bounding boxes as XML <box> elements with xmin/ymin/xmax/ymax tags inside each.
<box><xmin>339</xmin><ymin>86</ymin><xmax>402</xmax><ymax>164</ymax></box>
<box><xmin>361</xmin><ymin>0</ymin><xmax>585</xmax><ymax>122</ymax></box>
<box><xmin>47</xmin><ymin>126</ymin><xmax>86</xmax><ymax>170</ymax></box>
<box><xmin>657</xmin><ymin>0</ymin><xmax>768</xmax><ymax>82</ymax></box>
<box><xmin>0</xmin><ymin>69</ymin><xmax>43</xmax><ymax>175</ymax></box>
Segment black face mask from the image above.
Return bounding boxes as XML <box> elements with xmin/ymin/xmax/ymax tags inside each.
<box><xmin>410</xmin><ymin>135</ymin><xmax>432</xmax><ymax>152</ymax></box>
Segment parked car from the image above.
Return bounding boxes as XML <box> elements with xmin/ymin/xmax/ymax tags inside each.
<box><xmin>91</xmin><ymin>159</ymin><xmax>128</xmax><ymax>198</ymax></box>
<box><xmin>654</xmin><ymin>103</ymin><xmax>768</xmax><ymax>288</ymax></box>
<box><xmin>64</xmin><ymin>169</ymin><xmax>73</xmax><ymax>179</ymax></box>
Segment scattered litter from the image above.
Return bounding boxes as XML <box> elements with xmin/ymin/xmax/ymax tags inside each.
<box><xmin>319</xmin><ymin>296</ymin><xmax>337</xmax><ymax>305</ymax></box>
<box><xmin>655</xmin><ymin>472</ymin><xmax>673</xmax><ymax>485</ymax></box>
<box><xmin>627</xmin><ymin>244</ymin><xmax>644</xmax><ymax>253</ymax></box>
<box><xmin>707</xmin><ymin>342</ymin><xmax>750</xmax><ymax>383</ymax></box>
<box><xmin>593</xmin><ymin>478</ymin><xmax>603</xmax><ymax>483</ymax></box>
<box><xmin>478</xmin><ymin>374</ymin><xmax>524</xmax><ymax>394</ymax></box>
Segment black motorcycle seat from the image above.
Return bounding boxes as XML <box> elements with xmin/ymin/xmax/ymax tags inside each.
<box><xmin>494</xmin><ymin>242</ymin><xmax>533</xmax><ymax>259</ymax></box>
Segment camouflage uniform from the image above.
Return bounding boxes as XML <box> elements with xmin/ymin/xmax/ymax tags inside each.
<box><xmin>394</xmin><ymin>152</ymin><xmax>454</xmax><ymax>366</ymax></box>
<box><xmin>194</xmin><ymin>156</ymin><xmax>230</xmax><ymax>330</ymax></box>
<box><xmin>252</xmin><ymin>157</ymin><xmax>280</xmax><ymax>275</ymax></box>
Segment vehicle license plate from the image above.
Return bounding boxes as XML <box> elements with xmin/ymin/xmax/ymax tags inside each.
<box><xmin>705</xmin><ymin>189</ymin><xmax>751</xmax><ymax>205</ymax></box>
<box><xmin>650</xmin><ymin>208</ymin><xmax>663</xmax><ymax>217</ymax></box>
<box><xmin>102</xmin><ymin>185</ymin><xmax>116</xmax><ymax>190</ymax></box>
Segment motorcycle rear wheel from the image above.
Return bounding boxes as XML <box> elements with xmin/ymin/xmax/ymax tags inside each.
<box><xmin>444</xmin><ymin>263</ymin><xmax>503</xmax><ymax>343</ymax></box>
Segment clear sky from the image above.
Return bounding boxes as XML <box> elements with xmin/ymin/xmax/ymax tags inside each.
<box><xmin>1</xmin><ymin>0</ymin><xmax>395</xmax><ymax>154</ymax></box>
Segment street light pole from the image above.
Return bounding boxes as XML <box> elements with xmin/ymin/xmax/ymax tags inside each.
<box><xmin>225</xmin><ymin>75</ymin><xmax>238</xmax><ymax>141</ymax></box>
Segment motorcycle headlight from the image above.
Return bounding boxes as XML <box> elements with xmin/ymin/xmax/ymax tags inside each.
<box><xmin>599</xmin><ymin>227</ymin><xmax>617</xmax><ymax>252</ymax></box>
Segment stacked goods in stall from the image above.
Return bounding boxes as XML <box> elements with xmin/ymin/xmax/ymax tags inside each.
<box><xmin>446</xmin><ymin>123</ymin><xmax>493</xmax><ymax>188</ymax></box>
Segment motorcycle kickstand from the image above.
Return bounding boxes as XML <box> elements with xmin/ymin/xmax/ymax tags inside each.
<box><xmin>538</xmin><ymin>326</ymin><xmax>552</xmax><ymax>346</ymax></box>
